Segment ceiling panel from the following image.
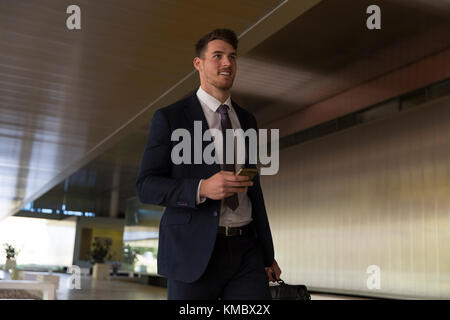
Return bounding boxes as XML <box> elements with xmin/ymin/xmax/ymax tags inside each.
<box><xmin>0</xmin><ymin>0</ymin><xmax>284</xmax><ymax>219</ymax></box>
<box><xmin>233</xmin><ymin>0</ymin><xmax>450</xmax><ymax>125</ymax></box>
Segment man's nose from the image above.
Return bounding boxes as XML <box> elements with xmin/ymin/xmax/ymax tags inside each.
<box><xmin>221</xmin><ymin>56</ymin><xmax>231</xmax><ymax>67</ymax></box>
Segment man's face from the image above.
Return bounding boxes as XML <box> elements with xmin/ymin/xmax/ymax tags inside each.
<box><xmin>194</xmin><ymin>39</ymin><xmax>237</xmax><ymax>93</ymax></box>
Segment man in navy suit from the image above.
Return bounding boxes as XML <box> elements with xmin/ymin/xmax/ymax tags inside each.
<box><xmin>136</xmin><ymin>29</ymin><xmax>281</xmax><ymax>299</ymax></box>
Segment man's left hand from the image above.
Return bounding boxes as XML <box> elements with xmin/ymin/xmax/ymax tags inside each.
<box><xmin>265</xmin><ymin>259</ymin><xmax>281</xmax><ymax>282</ymax></box>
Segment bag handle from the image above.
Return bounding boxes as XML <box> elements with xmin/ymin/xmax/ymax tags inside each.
<box><xmin>270</xmin><ymin>272</ymin><xmax>285</xmax><ymax>285</ymax></box>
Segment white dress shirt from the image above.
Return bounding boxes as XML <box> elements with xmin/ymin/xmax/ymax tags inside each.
<box><xmin>195</xmin><ymin>86</ymin><xmax>253</xmax><ymax>228</ymax></box>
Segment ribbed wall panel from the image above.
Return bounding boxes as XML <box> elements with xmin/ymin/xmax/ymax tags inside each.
<box><xmin>262</xmin><ymin>95</ymin><xmax>450</xmax><ymax>298</ymax></box>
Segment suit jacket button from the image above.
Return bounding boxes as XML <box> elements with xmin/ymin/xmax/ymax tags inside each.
<box><xmin>213</xmin><ymin>211</ymin><xmax>218</xmax><ymax>217</ymax></box>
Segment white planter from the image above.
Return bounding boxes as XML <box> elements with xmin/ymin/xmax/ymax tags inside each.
<box><xmin>92</xmin><ymin>263</ymin><xmax>110</xmax><ymax>281</ymax></box>
<box><xmin>4</xmin><ymin>258</ymin><xmax>16</xmax><ymax>272</ymax></box>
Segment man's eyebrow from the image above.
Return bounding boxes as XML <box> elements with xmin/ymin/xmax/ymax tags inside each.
<box><xmin>211</xmin><ymin>50</ymin><xmax>237</xmax><ymax>56</ymax></box>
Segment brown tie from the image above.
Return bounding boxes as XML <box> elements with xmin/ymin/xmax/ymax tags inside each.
<box><xmin>217</xmin><ymin>104</ymin><xmax>239</xmax><ymax>211</ymax></box>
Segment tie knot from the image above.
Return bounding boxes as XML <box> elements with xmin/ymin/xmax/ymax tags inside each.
<box><xmin>217</xmin><ymin>104</ymin><xmax>230</xmax><ymax>115</ymax></box>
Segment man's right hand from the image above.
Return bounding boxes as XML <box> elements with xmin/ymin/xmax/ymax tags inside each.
<box><xmin>199</xmin><ymin>171</ymin><xmax>253</xmax><ymax>200</ymax></box>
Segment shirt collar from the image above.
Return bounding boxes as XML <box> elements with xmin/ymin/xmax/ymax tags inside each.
<box><xmin>196</xmin><ymin>86</ymin><xmax>233</xmax><ymax>113</ymax></box>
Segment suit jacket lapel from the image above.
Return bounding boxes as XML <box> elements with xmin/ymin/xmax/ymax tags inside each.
<box><xmin>184</xmin><ymin>92</ymin><xmax>221</xmax><ymax>177</ymax></box>
<box><xmin>231</xmin><ymin>99</ymin><xmax>249</xmax><ymax>131</ymax></box>
<box><xmin>184</xmin><ymin>92</ymin><xmax>210</xmax><ymax>134</ymax></box>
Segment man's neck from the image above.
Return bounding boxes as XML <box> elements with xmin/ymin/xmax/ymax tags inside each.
<box><xmin>200</xmin><ymin>85</ymin><xmax>230</xmax><ymax>104</ymax></box>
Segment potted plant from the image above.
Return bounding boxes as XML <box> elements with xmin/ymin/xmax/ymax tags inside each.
<box><xmin>90</xmin><ymin>238</ymin><xmax>112</xmax><ymax>280</ymax></box>
<box><xmin>3</xmin><ymin>243</ymin><xmax>19</xmax><ymax>273</ymax></box>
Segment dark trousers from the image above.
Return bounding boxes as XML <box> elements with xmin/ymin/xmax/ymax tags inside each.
<box><xmin>167</xmin><ymin>232</ymin><xmax>271</xmax><ymax>300</ymax></box>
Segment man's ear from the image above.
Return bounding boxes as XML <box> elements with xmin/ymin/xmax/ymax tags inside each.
<box><xmin>193</xmin><ymin>57</ymin><xmax>201</xmax><ymax>71</ymax></box>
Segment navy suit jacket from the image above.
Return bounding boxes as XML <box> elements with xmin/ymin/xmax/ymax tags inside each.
<box><xmin>136</xmin><ymin>92</ymin><xmax>274</xmax><ymax>283</ymax></box>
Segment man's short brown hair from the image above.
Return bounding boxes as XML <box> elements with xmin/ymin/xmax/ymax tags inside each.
<box><xmin>195</xmin><ymin>28</ymin><xmax>238</xmax><ymax>58</ymax></box>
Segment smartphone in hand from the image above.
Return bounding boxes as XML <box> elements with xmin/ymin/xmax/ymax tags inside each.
<box><xmin>236</xmin><ymin>168</ymin><xmax>258</xmax><ymax>180</ymax></box>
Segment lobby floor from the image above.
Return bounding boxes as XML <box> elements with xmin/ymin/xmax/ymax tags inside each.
<box><xmin>58</xmin><ymin>274</ymin><xmax>369</xmax><ymax>300</ymax></box>
<box><xmin>56</xmin><ymin>273</ymin><xmax>168</xmax><ymax>300</ymax></box>
<box><xmin>5</xmin><ymin>271</ymin><xmax>369</xmax><ymax>300</ymax></box>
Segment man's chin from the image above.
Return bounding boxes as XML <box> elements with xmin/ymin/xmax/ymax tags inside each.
<box><xmin>216</xmin><ymin>81</ymin><xmax>234</xmax><ymax>91</ymax></box>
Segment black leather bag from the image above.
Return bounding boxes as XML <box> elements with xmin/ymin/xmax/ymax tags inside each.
<box><xmin>270</xmin><ymin>279</ymin><xmax>311</xmax><ymax>300</ymax></box>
